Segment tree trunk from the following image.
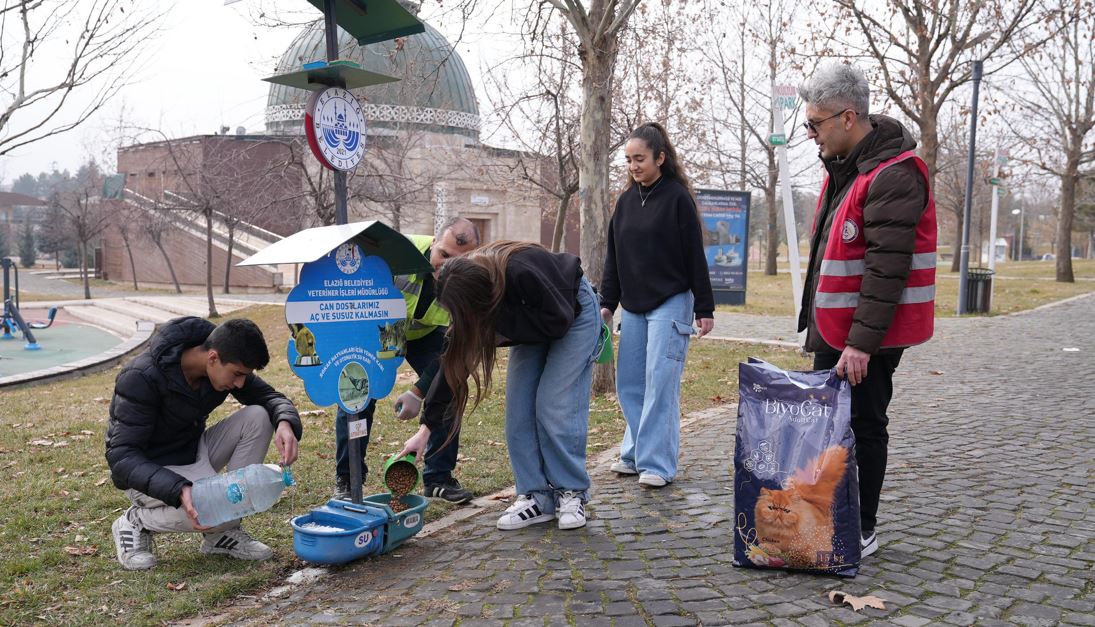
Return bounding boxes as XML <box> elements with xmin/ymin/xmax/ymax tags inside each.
<box><xmin>80</xmin><ymin>240</ymin><xmax>91</xmax><ymax>300</ymax></box>
<box><xmin>155</xmin><ymin>239</ymin><xmax>182</xmax><ymax>294</ymax></box>
<box><xmin>224</xmin><ymin>227</ymin><xmax>235</xmax><ymax>294</ymax></box>
<box><xmin>951</xmin><ymin>207</ymin><xmax>963</xmax><ymax>272</ymax></box>
<box><xmin>764</xmin><ymin>166</ymin><xmax>778</xmax><ymax>276</ymax></box>
<box><xmin>122</xmin><ymin>233</ymin><xmax>139</xmax><ymax>291</ymax></box>
<box><xmin>1056</xmin><ymin>159</ymin><xmax>1077</xmax><ymax>283</ymax></box>
<box><xmin>579</xmin><ymin>35</ymin><xmax>618</xmax><ymax>396</ymax></box>
<box><xmin>552</xmin><ymin>192</ymin><xmax>571</xmax><ymax>253</ymax></box>
<box><xmin>205</xmin><ymin>210</ymin><xmax>219</xmax><ymax>317</ymax></box>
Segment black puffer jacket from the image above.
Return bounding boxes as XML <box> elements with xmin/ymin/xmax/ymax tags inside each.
<box><xmin>105</xmin><ymin>317</ymin><xmax>302</xmax><ymax>507</ymax></box>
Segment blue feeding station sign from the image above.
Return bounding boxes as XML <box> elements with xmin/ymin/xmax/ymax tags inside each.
<box><xmin>237</xmin><ymin>221</ymin><xmax>433</xmax><ymax>414</ymax></box>
<box><xmin>286</xmin><ymin>244</ymin><xmax>407</xmax><ymax>414</ymax></box>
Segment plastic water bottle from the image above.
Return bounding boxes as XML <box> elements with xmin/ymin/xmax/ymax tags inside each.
<box><xmin>191</xmin><ymin>464</ymin><xmax>294</xmax><ymax>527</ymax></box>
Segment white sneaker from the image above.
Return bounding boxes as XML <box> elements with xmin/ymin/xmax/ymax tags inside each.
<box><xmin>638</xmin><ymin>472</ymin><xmax>668</xmax><ymax>488</ymax></box>
<box><xmin>861</xmin><ymin>530</ymin><xmax>879</xmax><ymax>558</ymax></box>
<box><xmin>610</xmin><ymin>460</ymin><xmax>638</xmax><ymax>475</ymax></box>
<box><xmin>556</xmin><ymin>491</ymin><xmax>587</xmax><ymax>530</ymax></box>
<box><xmin>200</xmin><ymin>527</ymin><xmax>274</xmax><ymax>561</ymax></box>
<box><xmin>496</xmin><ymin>494</ymin><xmax>554</xmax><ymax>530</ymax></box>
<box><xmin>111</xmin><ymin>509</ymin><xmax>155</xmax><ymax>570</ymax></box>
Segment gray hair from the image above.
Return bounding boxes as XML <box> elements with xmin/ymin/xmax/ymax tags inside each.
<box><xmin>440</xmin><ymin>216</ymin><xmax>480</xmax><ymax>247</ymax></box>
<box><xmin>798</xmin><ymin>63</ymin><xmax>870</xmax><ymax>116</ymax></box>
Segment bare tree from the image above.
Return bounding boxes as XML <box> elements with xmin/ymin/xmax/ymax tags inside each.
<box><xmin>827</xmin><ymin>0</ymin><xmax>1054</xmax><ymax>270</ymax></box>
<box><xmin>115</xmin><ymin>203</ymin><xmax>142</xmax><ymax>291</ymax></box>
<box><xmin>53</xmin><ymin>184</ymin><xmax>110</xmax><ymax>299</ymax></box>
<box><xmin>139</xmin><ymin>202</ymin><xmax>183</xmax><ymax>294</ymax></box>
<box><xmin>482</xmin><ymin>17</ymin><xmax>582</xmax><ymax>252</ymax></box>
<box><xmin>1006</xmin><ymin>2</ymin><xmax>1095</xmax><ymax>282</ymax></box>
<box><xmin>697</xmin><ymin>0</ymin><xmax>813</xmax><ymax>275</ymax></box>
<box><xmin>0</xmin><ymin>1</ymin><xmax>164</xmax><ymax>155</ymax></box>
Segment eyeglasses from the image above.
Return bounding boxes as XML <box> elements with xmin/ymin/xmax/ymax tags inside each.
<box><xmin>802</xmin><ymin>109</ymin><xmax>855</xmax><ymax>134</ymax></box>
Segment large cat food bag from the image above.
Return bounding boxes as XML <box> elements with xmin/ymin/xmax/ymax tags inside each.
<box><xmin>733</xmin><ymin>358</ymin><xmax>860</xmax><ymax>576</ymax></box>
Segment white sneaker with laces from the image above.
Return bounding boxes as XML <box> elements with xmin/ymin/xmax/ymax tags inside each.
<box><xmin>860</xmin><ymin>530</ymin><xmax>879</xmax><ymax>558</ymax></box>
<box><xmin>638</xmin><ymin>472</ymin><xmax>668</xmax><ymax>488</ymax></box>
<box><xmin>111</xmin><ymin>509</ymin><xmax>156</xmax><ymax>570</ymax></box>
<box><xmin>610</xmin><ymin>460</ymin><xmax>638</xmax><ymax>475</ymax></box>
<box><xmin>556</xmin><ymin>491</ymin><xmax>587</xmax><ymax>530</ymax></box>
<box><xmin>496</xmin><ymin>494</ymin><xmax>554</xmax><ymax>530</ymax></box>
<box><xmin>201</xmin><ymin>527</ymin><xmax>274</xmax><ymax>561</ymax></box>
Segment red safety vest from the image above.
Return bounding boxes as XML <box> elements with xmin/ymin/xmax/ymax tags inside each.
<box><xmin>813</xmin><ymin>151</ymin><xmax>937</xmax><ymax>351</ymax></box>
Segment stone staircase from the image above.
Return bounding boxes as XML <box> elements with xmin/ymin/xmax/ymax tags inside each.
<box><xmin>61</xmin><ymin>296</ymin><xmax>259</xmax><ymax>337</ymax></box>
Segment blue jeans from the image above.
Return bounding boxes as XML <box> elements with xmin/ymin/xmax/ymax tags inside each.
<box><xmin>504</xmin><ymin>277</ymin><xmax>599</xmax><ymax>514</ymax></box>
<box><xmin>335</xmin><ymin>326</ymin><xmax>459</xmax><ymax>484</ymax></box>
<box><xmin>616</xmin><ymin>290</ymin><xmax>695</xmax><ymax>482</ymax></box>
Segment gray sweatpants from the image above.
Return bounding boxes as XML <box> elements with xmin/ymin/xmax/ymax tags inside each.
<box><xmin>125</xmin><ymin>405</ymin><xmax>274</xmax><ymax>533</ymax></box>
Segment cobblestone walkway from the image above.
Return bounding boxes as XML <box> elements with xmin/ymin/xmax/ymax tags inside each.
<box><xmin>229</xmin><ymin>295</ymin><xmax>1095</xmax><ymax>626</ymax></box>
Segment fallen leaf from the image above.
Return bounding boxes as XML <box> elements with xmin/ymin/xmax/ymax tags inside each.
<box><xmin>80</xmin><ymin>430</ymin><xmax>94</xmax><ymax>435</ymax></box>
<box><xmin>828</xmin><ymin>590</ymin><xmax>886</xmax><ymax>612</ymax></box>
<box><xmin>93</xmin><ymin>397</ymin><xmax>109</xmax><ymax>403</ymax></box>
<box><xmin>75</xmin><ymin>534</ymin><xmax>88</xmax><ymax>542</ymax></box>
<box><xmin>95</xmin><ymin>478</ymin><xmax>108</xmax><ymax>487</ymax></box>
<box><xmin>64</xmin><ymin>545</ymin><xmax>98</xmax><ymax>556</ymax></box>
<box><xmin>299</xmin><ymin>409</ymin><xmax>326</xmax><ymax>417</ymax></box>
<box><xmin>59</xmin><ymin>490</ymin><xmax>70</xmax><ymax>497</ymax></box>
<box><xmin>29</xmin><ymin>440</ymin><xmax>53</xmax><ymax>447</ymax></box>
<box><xmin>166</xmin><ymin>582</ymin><xmax>187</xmax><ymax>591</ymax></box>
<box><xmin>929</xmin><ymin>370</ymin><xmax>944</xmax><ymax>375</ymax></box>
<box><xmin>709</xmin><ymin>394</ymin><xmax>727</xmax><ymax>404</ymax></box>
<box><xmin>52</xmin><ymin>441</ymin><xmax>70</xmax><ymax>448</ymax></box>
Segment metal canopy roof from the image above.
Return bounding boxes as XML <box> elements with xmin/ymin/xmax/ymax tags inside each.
<box><xmin>263</xmin><ymin>60</ymin><xmax>399</xmax><ymax>91</ymax></box>
<box><xmin>238</xmin><ymin>221</ymin><xmax>432</xmax><ymax>276</ymax></box>
<box><xmin>305</xmin><ymin>0</ymin><xmax>425</xmax><ymax>46</ymax></box>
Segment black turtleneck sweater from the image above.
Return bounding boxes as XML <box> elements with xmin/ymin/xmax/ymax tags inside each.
<box><xmin>599</xmin><ymin>177</ymin><xmax>714</xmax><ymax>319</ymax></box>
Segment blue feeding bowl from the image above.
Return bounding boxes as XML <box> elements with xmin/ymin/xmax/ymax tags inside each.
<box><xmin>291</xmin><ymin>501</ymin><xmax>386</xmax><ymax>564</ymax></box>
<box><xmin>360</xmin><ymin>493</ymin><xmax>428</xmax><ymax>554</ymax></box>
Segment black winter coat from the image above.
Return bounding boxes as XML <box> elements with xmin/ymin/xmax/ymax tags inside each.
<box><xmin>105</xmin><ymin>317</ymin><xmax>302</xmax><ymax>507</ymax></box>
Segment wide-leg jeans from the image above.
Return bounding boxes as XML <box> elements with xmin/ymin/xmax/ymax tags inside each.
<box><xmin>616</xmin><ymin>290</ymin><xmax>695</xmax><ymax>482</ymax></box>
<box><xmin>504</xmin><ymin>278</ymin><xmax>600</xmax><ymax>514</ymax></box>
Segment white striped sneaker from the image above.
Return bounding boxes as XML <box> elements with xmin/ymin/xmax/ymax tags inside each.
<box><xmin>200</xmin><ymin>527</ymin><xmax>273</xmax><ymax>560</ymax></box>
<box><xmin>111</xmin><ymin>509</ymin><xmax>155</xmax><ymax>570</ymax></box>
<box><xmin>496</xmin><ymin>494</ymin><xmax>554</xmax><ymax>530</ymax></box>
<box><xmin>556</xmin><ymin>491</ymin><xmax>587</xmax><ymax>530</ymax></box>
<box><xmin>610</xmin><ymin>460</ymin><xmax>638</xmax><ymax>475</ymax></box>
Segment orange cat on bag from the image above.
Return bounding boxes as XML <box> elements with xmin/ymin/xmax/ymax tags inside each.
<box><xmin>754</xmin><ymin>446</ymin><xmax>848</xmax><ymax>568</ymax></box>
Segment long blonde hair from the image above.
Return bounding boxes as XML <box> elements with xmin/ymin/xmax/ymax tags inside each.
<box><xmin>434</xmin><ymin>240</ymin><xmax>542</xmax><ymax>447</ymax></box>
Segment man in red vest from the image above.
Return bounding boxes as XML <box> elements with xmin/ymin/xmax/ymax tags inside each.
<box><xmin>797</xmin><ymin>63</ymin><xmax>937</xmax><ymax>559</ymax></box>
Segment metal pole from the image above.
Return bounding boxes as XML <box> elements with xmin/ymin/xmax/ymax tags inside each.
<box><xmin>956</xmin><ymin>60</ymin><xmax>983</xmax><ymax>315</ymax></box>
<box><xmin>771</xmin><ymin>91</ymin><xmax>803</xmax><ymax>324</ymax></box>
<box><xmin>322</xmin><ymin>0</ymin><xmax>361</xmax><ymax>503</ymax></box>
<box><xmin>988</xmin><ymin>147</ymin><xmax>1000</xmax><ymax>273</ymax></box>
<box><xmin>1011</xmin><ymin>198</ymin><xmax>1020</xmax><ymax>261</ymax></box>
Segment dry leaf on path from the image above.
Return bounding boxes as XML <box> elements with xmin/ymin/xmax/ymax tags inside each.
<box><xmin>166</xmin><ymin>582</ymin><xmax>187</xmax><ymax>591</ymax></box>
<box><xmin>929</xmin><ymin>370</ymin><xmax>945</xmax><ymax>375</ymax></box>
<box><xmin>828</xmin><ymin>590</ymin><xmax>886</xmax><ymax>612</ymax></box>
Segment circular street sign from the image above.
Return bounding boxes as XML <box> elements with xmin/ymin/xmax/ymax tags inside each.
<box><xmin>304</xmin><ymin>87</ymin><xmax>367</xmax><ymax>171</ymax></box>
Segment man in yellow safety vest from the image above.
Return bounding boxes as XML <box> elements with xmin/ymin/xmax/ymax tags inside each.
<box><xmin>335</xmin><ymin>217</ymin><xmax>481</xmax><ymax>503</ymax></box>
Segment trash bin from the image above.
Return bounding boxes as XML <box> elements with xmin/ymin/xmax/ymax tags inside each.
<box><xmin>965</xmin><ymin>267</ymin><xmax>994</xmax><ymax>313</ymax></box>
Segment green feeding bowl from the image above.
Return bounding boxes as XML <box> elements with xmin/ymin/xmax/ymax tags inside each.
<box><xmin>382</xmin><ymin>453</ymin><xmax>421</xmax><ymax>495</ymax></box>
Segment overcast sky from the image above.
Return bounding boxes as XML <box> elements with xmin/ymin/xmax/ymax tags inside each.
<box><xmin>0</xmin><ymin>0</ymin><xmax>510</xmax><ymax>186</ymax></box>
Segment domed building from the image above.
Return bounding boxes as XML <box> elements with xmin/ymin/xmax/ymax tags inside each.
<box><xmin>266</xmin><ymin>20</ymin><xmax>480</xmax><ymax>144</ymax></box>
<box><xmin>103</xmin><ymin>16</ymin><xmax>574</xmax><ymax>292</ymax></box>
<box><xmin>262</xmin><ymin>17</ymin><xmax>557</xmax><ymax>246</ymax></box>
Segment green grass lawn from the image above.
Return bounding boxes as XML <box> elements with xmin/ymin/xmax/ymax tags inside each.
<box><xmin>720</xmin><ymin>259</ymin><xmax>1095</xmax><ymax>317</ymax></box>
<box><xmin>0</xmin><ymin>304</ymin><xmax>809</xmax><ymax>625</ymax></box>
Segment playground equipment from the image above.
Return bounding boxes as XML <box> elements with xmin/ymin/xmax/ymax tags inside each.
<box><xmin>1</xmin><ymin>257</ymin><xmax>57</xmax><ymax>350</ymax></box>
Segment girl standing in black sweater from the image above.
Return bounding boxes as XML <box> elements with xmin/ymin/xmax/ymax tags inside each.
<box><xmin>599</xmin><ymin>122</ymin><xmax>715</xmax><ymax>487</ymax></box>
